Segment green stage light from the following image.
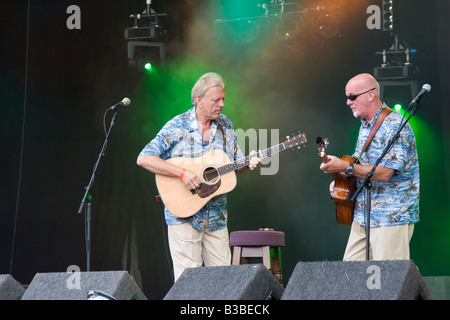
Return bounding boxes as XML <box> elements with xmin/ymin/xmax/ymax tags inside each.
<box><xmin>144</xmin><ymin>62</ymin><xmax>153</xmax><ymax>71</ymax></box>
<box><xmin>394</xmin><ymin>103</ymin><xmax>402</xmax><ymax>111</ymax></box>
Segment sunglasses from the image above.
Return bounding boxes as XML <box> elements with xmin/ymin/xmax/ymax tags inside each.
<box><xmin>346</xmin><ymin>87</ymin><xmax>376</xmax><ymax>101</ymax></box>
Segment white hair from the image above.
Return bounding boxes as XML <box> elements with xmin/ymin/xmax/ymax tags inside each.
<box><xmin>191</xmin><ymin>72</ymin><xmax>225</xmax><ymax>105</ymax></box>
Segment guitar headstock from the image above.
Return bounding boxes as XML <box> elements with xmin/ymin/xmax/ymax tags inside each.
<box><xmin>316</xmin><ymin>136</ymin><xmax>329</xmax><ymax>158</ymax></box>
<box><xmin>284</xmin><ymin>132</ymin><xmax>308</xmax><ymax>150</ymax></box>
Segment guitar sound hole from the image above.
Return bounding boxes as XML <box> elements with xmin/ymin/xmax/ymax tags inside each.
<box><xmin>203</xmin><ymin>167</ymin><xmax>219</xmax><ymax>184</ymax></box>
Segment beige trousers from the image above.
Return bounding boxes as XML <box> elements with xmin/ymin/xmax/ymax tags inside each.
<box><xmin>343</xmin><ymin>221</ymin><xmax>414</xmax><ymax>261</ymax></box>
<box><xmin>168</xmin><ymin>221</ymin><xmax>231</xmax><ymax>282</ymax></box>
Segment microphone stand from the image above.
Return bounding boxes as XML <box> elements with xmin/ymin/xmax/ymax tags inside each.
<box><xmin>77</xmin><ymin>109</ymin><xmax>119</xmax><ymax>271</ymax></box>
<box><xmin>350</xmin><ymin>100</ymin><xmax>423</xmax><ymax>261</ymax></box>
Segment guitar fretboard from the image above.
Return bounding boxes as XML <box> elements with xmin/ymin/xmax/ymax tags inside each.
<box><xmin>218</xmin><ymin>143</ymin><xmax>286</xmax><ymax>175</ymax></box>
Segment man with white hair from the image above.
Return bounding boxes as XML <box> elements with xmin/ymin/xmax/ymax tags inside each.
<box><xmin>137</xmin><ymin>72</ymin><xmax>260</xmax><ymax>281</ymax></box>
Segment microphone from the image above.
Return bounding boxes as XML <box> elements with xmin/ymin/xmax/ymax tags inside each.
<box><xmin>110</xmin><ymin>97</ymin><xmax>131</xmax><ymax>111</ymax></box>
<box><xmin>410</xmin><ymin>84</ymin><xmax>431</xmax><ymax>106</ymax></box>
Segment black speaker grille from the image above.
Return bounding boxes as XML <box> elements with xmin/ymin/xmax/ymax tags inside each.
<box><xmin>282</xmin><ymin>260</ymin><xmax>432</xmax><ymax>300</ymax></box>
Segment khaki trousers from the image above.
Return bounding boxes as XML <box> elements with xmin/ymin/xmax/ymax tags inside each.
<box><xmin>168</xmin><ymin>222</ymin><xmax>231</xmax><ymax>281</ymax></box>
<box><xmin>343</xmin><ymin>221</ymin><xmax>414</xmax><ymax>261</ymax></box>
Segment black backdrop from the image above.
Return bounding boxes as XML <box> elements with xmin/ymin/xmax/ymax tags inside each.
<box><xmin>1</xmin><ymin>0</ymin><xmax>449</xmax><ymax>299</ymax></box>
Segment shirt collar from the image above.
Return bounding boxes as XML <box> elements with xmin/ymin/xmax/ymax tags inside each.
<box><xmin>361</xmin><ymin>103</ymin><xmax>388</xmax><ymax>128</ymax></box>
<box><xmin>187</xmin><ymin>106</ymin><xmax>219</xmax><ymax>139</ymax></box>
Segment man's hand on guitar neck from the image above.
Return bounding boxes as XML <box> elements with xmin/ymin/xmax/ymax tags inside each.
<box><xmin>320</xmin><ymin>154</ymin><xmax>395</xmax><ymax>182</ymax></box>
<box><xmin>248</xmin><ymin>150</ymin><xmax>262</xmax><ymax>170</ymax></box>
<box><xmin>319</xmin><ymin>155</ymin><xmax>348</xmax><ymax>174</ymax></box>
<box><xmin>236</xmin><ymin>150</ymin><xmax>261</xmax><ymax>174</ymax></box>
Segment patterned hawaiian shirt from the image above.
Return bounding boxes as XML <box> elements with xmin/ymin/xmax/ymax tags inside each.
<box><xmin>352</xmin><ymin>104</ymin><xmax>420</xmax><ymax>227</ymax></box>
<box><xmin>139</xmin><ymin>107</ymin><xmax>244</xmax><ymax>231</ymax></box>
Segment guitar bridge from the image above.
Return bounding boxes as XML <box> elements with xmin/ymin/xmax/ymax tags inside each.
<box><xmin>189</xmin><ymin>182</ymin><xmax>221</xmax><ymax>198</ymax></box>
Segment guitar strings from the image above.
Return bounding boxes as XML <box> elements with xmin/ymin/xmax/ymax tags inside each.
<box><xmin>200</xmin><ymin>141</ymin><xmax>297</xmax><ymax>182</ymax></box>
<box><xmin>202</xmin><ymin>154</ymin><xmax>254</xmax><ymax>182</ymax></box>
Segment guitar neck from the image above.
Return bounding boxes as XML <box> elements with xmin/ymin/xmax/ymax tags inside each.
<box><xmin>218</xmin><ymin>142</ymin><xmax>287</xmax><ymax>175</ymax></box>
<box><xmin>317</xmin><ymin>136</ymin><xmax>330</xmax><ymax>163</ymax></box>
<box><xmin>321</xmin><ymin>153</ymin><xmax>330</xmax><ymax>163</ymax></box>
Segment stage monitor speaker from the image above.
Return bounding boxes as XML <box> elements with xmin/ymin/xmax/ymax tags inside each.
<box><xmin>282</xmin><ymin>260</ymin><xmax>432</xmax><ymax>300</ymax></box>
<box><xmin>22</xmin><ymin>270</ymin><xmax>147</xmax><ymax>300</ymax></box>
<box><xmin>423</xmin><ymin>276</ymin><xmax>450</xmax><ymax>300</ymax></box>
<box><xmin>164</xmin><ymin>264</ymin><xmax>284</xmax><ymax>300</ymax></box>
<box><xmin>0</xmin><ymin>274</ymin><xmax>26</xmax><ymax>300</ymax></box>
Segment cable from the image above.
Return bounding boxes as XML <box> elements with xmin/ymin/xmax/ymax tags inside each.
<box><xmin>10</xmin><ymin>0</ymin><xmax>31</xmax><ymax>274</ymax></box>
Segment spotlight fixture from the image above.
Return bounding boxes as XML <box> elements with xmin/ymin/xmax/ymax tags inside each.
<box><xmin>125</xmin><ymin>0</ymin><xmax>168</xmax><ymax>72</ymax></box>
<box><xmin>212</xmin><ymin>1</ymin><xmax>347</xmax><ymax>60</ymax></box>
<box><xmin>275</xmin><ymin>15</ymin><xmax>303</xmax><ymax>41</ymax></box>
<box><xmin>374</xmin><ymin>35</ymin><xmax>419</xmax><ymax>81</ymax></box>
<box><xmin>313</xmin><ymin>13</ymin><xmax>340</xmax><ymax>38</ymax></box>
<box><xmin>374</xmin><ymin>33</ymin><xmax>420</xmax><ymax>114</ymax></box>
<box><xmin>127</xmin><ymin>40</ymin><xmax>167</xmax><ymax>73</ymax></box>
<box><xmin>382</xmin><ymin>0</ymin><xmax>394</xmax><ymax>31</ymax></box>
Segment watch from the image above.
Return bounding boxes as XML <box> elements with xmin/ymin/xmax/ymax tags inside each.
<box><xmin>345</xmin><ymin>162</ymin><xmax>354</xmax><ymax>177</ymax></box>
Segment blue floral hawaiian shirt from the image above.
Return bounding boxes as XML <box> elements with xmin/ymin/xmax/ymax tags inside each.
<box><xmin>139</xmin><ymin>107</ymin><xmax>244</xmax><ymax>231</ymax></box>
<box><xmin>352</xmin><ymin>104</ymin><xmax>420</xmax><ymax>227</ymax></box>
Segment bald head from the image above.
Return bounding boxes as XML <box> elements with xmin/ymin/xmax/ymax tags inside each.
<box><xmin>346</xmin><ymin>73</ymin><xmax>380</xmax><ymax>98</ymax></box>
<box><xmin>345</xmin><ymin>73</ymin><xmax>383</xmax><ymax>121</ymax></box>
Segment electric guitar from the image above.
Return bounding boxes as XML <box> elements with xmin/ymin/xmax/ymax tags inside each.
<box><xmin>155</xmin><ymin>132</ymin><xmax>308</xmax><ymax>218</ymax></box>
<box><xmin>316</xmin><ymin>137</ymin><xmax>357</xmax><ymax>226</ymax></box>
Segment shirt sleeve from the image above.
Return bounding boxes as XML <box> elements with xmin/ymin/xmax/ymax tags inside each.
<box><xmin>139</xmin><ymin>119</ymin><xmax>177</xmax><ymax>159</ymax></box>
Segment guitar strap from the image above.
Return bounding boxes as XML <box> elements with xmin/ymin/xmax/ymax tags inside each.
<box><xmin>357</xmin><ymin>107</ymin><xmax>393</xmax><ymax>160</ymax></box>
<box><xmin>215</xmin><ymin>120</ymin><xmax>229</xmax><ymax>156</ymax></box>
<box><xmin>216</xmin><ymin>120</ymin><xmax>225</xmax><ymax>139</ymax></box>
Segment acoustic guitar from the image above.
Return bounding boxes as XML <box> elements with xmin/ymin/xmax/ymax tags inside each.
<box><xmin>316</xmin><ymin>137</ymin><xmax>357</xmax><ymax>226</ymax></box>
<box><xmin>155</xmin><ymin>132</ymin><xmax>308</xmax><ymax>218</ymax></box>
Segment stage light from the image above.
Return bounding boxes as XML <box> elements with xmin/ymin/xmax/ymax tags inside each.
<box><xmin>125</xmin><ymin>1</ymin><xmax>167</xmax><ymax>72</ymax></box>
<box><xmin>382</xmin><ymin>0</ymin><xmax>394</xmax><ymax>31</ymax></box>
<box><xmin>213</xmin><ymin>2</ymin><xmax>343</xmax><ymax>56</ymax></box>
<box><xmin>309</xmin><ymin>9</ymin><xmax>341</xmax><ymax>48</ymax></box>
<box><xmin>314</xmin><ymin>13</ymin><xmax>340</xmax><ymax>38</ymax></box>
<box><xmin>127</xmin><ymin>41</ymin><xmax>166</xmax><ymax>73</ymax></box>
<box><xmin>236</xmin><ymin>20</ymin><xmax>262</xmax><ymax>44</ymax></box>
<box><xmin>380</xmin><ymin>80</ymin><xmax>419</xmax><ymax>114</ymax></box>
<box><xmin>143</xmin><ymin>61</ymin><xmax>153</xmax><ymax>71</ymax></box>
<box><xmin>136</xmin><ymin>59</ymin><xmax>155</xmax><ymax>73</ymax></box>
<box><xmin>275</xmin><ymin>15</ymin><xmax>303</xmax><ymax>41</ymax></box>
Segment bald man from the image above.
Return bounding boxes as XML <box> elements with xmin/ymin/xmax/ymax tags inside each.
<box><xmin>320</xmin><ymin>73</ymin><xmax>420</xmax><ymax>261</ymax></box>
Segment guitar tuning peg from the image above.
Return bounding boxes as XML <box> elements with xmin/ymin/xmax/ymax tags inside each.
<box><xmin>286</xmin><ymin>135</ymin><xmax>290</xmax><ymax>140</ymax></box>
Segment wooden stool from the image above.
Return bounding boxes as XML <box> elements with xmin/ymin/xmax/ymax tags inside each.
<box><xmin>230</xmin><ymin>230</ymin><xmax>285</xmax><ymax>285</ymax></box>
